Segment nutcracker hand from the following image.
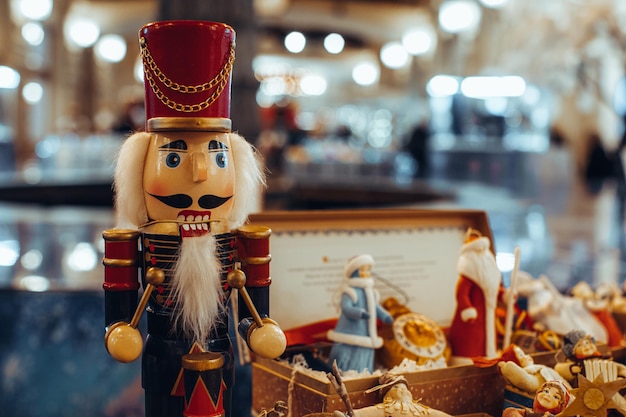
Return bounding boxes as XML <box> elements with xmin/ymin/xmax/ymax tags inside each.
<box><xmin>105</xmin><ymin>321</ymin><xmax>144</xmax><ymax>363</ymax></box>
<box><xmin>247</xmin><ymin>317</ymin><xmax>287</xmax><ymax>359</ymax></box>
<box><xmin>103</xmin><ymin>267</ymin><xmax>163</xmax><ymax>363</ymax></box>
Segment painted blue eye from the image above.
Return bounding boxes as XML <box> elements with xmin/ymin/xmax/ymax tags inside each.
<box><xmin>215</xmin><ymin>152</ymin><xmax>227</xmax><ymax>168</ymax></box>
<box><xmin>165</xmin><ymin>152</ymin><xmax>181</xmax><ymax>167</ymax></box>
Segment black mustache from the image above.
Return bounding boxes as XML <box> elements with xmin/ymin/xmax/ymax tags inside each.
<box><xmin>148</xmin><ymin>193</ymin><xmax>232</xmax><ymax>209</ymax></box>
<box><xmin>198</xmin><ymin>194</ymin><xmax>232</xmax><ymax>209</ymax></box>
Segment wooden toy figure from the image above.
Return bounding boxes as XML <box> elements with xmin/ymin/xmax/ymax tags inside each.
<box><xmin>102</xmin><ymin>21</ymin><xmax>286</xmax><ymax>417</ymax></box>
<box><xmin>502</xmin><ymin>380</ymin><xmax>571</xmax><ymax>417</ymax></box>
<box><xmin>474</xmin><ymin>344</ymin><xmax>570</xmax><ymax>395</ymax></box>
<box><xmin>327</xmin><ymin>254</ymin><xmax>394</xmax><ymax>372</ymax></box>
<box><xmin>559</xmin><ymin>374</ymin><xmax>626</xmax><ymax>417</ymax></box>
<box><xmin>448</xmin><ymin>228</ymin><xmax>505</xmax><ymax>360</ymax></box>
<box><xmin>554</xmin><ymin>329</ymin><xmax>626</xmax><ymax>415</ymax></box>
<box><xmin>331</xmin><ymin>372</ymin><xmax>454</xmax><ymax>417</ymax></box>
<box><xmin>570</xmin><ymin>281</ymin><xmax>624</xmax><ymax>347</ymax></box>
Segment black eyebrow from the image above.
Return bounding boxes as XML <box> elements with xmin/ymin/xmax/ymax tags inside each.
<box><xmin>208</xmin><ymin>140</ymin><xmax>228</xmax><ymax>151</ymax></box>
<box><xmin>159</xmin><ymin>140</ymin><xmax>187</xmax><ymax>150</ymax></box>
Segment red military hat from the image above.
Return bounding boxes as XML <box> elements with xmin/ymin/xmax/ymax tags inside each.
<box><xmin>139</xmin><ymin>20</ymin><xmax>235</xmax><ymax>132</ymax></box>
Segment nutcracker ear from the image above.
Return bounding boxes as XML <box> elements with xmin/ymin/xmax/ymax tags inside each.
<box><xmin>114</xmin><ymin>131</ymin><xmax>151</xmax><ymax>228</ymax></box>
<box><xmin>229</xmin><ymin>132</ymin><xmax>266</xmax><ymax>228</ymax></box>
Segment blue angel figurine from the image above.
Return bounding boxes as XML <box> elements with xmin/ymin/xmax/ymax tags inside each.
<box><xmin>327</xmin><ymin>254</ymin><xmax>393</xmax><ymax>372</ymax></box>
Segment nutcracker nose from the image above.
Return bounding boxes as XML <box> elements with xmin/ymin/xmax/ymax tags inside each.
<box><xmin>191</xmin><ymin>151</ymin><xmax>207</xmax><ymax>182</ymax></box>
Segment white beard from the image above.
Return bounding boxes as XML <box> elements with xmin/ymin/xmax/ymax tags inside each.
<box><xmin>171</xmin><ymin>234</ymin><xmax>224</xmax><ymax>346</ymax></box>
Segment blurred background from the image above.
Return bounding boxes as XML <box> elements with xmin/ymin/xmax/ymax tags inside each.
<box><xmin>1</xmin><ymin>0</ymin><xmax>626</xmax><ymax>415</ymax></box>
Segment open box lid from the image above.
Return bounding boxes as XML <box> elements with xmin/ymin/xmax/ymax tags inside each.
<box><xmin>248</xmin><ymin>208</ymin><xmax>494</xmax><ymax>336</ymax></box>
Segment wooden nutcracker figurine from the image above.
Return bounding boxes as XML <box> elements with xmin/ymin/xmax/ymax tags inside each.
<box><xmin>102</xmin><ymin>20</ymin><xmax>286</xmax><ymax>417</ymax></box>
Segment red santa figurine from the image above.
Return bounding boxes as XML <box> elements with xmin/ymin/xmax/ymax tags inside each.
<box><xmin>102</xmin><ymin>20</ymin><xmax>286</xmax><ymax>417</ymax></box>
<box><xmin>448</xmin><ymin>228</ymin><xmax>504</xmax><ymax>361</ymax></box>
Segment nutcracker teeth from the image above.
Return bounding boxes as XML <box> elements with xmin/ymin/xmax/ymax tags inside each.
<box><xmin>177</xmin><ymin>215</ymin><xmax>185</xmax><ymax>221</ymax></box>
<box><xmin>202</xmin><ymin>215</ymin><xmax>209</xmax><ymax>221</ymax></box>
<box><xmin>190</xmin><ymin>224</ymin><xmax>197</xmax><ymax>230</ymax></box>
<box><xmin>202</xmin><ymin>223</ymin><xmax>208</xmax><ymax>230</ymax></box>
<box><xmin>186</xmin><ymin>215</ymin><xmax>194</xmax><ymax>222</ymax></box>
<box><xmin>182</xmin><ymin>224</ymin><xmax>190</xmax><ymax>231</ymax></box>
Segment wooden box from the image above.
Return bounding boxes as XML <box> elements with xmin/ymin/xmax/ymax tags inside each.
<box><xmin>247</xmin><ymin>209</ymin><xmax>503</xmax><ymax>417</ymax></box>
<box><xmin>252</xmin><ymin>356</ymin><xmax>505</xmax><ymax>417</ymax></box>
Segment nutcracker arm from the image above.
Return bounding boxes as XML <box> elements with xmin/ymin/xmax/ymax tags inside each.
<box><xmin>104</xmin><ymin>267</ymin><xmax>164</xmax><ymax>363</ymax></box>
<box><xmin>227</xmin><ymin>268</ymin><xmax>286</xmax><ymax>359</ymax></box>
<box><xmin>103</xmin><ymin>229</ymin><xmax>141</xmax><ymax>327</ymax></box>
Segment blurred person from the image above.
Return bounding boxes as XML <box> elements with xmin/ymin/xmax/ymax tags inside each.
<box><xmin>404</xmin><ymin>121</ymin><xmax>431</xmax><ymax>179</ymax></box>
<box><xmin>257</xmin><ymin>98</ymin><xmax>304</xmax><ymax>175</ymax></box>
<box><xmin>584</xmin><ymin>132</ymin><xmax>612</xmax><ymax>193</ymax></box>
<box><xmin>113</xmin><ymin>98</ymin><xmax>145</xmax><ymax>135</ymax></box>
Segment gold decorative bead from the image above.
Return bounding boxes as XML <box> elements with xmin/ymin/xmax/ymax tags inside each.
<box><xmin>145</xmin><ymin>267</ymin><xmax>165</xmax><ymax>286</ymax></box>
<box><xmin>227</xmin><ymin>269</ymin><xmax>247</xmax><ymax>289</ymax></box>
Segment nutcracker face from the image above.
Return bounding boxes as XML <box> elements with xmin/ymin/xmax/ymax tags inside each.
<box><xmin>143</xmin><ymin>130</ymin><xmax>236</xmax><ymax>226</ymax></box>
<box><xmin>572</xmin><ymin>335</ymin><xmax>597</xmax><ymax>358</ymax></box>
<box><xmin>535</xmin><ymin>385</ymin><xmax>564</xmax><ymax>411</ymax></box>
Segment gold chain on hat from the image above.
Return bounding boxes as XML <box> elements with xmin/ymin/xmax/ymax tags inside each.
<box><xmin>140</xmin><ymin>36</ymin><xmax>235</xmax><ymax>113</ymax></box>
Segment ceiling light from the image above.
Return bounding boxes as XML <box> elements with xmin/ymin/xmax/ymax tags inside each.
<box><xmin>439</xmin><ymin>0</ymin><xmax>482</xmax><ymax>34</ymax></box>
<box><xmin>95</xmin><ymin>34</ymin><xmax>127</xmax><ymax>63</ymax></box>
<box><xmin>300</xmin><ymin>74</ymin><xmax>327</xmax><ymax>96</ymax></box>
<box><xmin>352</xmin><ymin>62</ymin><xmax>379</xmax><ymax>86</ymax></box>
<box><xmin>460</xmin><ymin>76</ymin><xmax>526</xmax><ymax>98</ymax></box>
<box><xmin>18</xmin><ymin>275</ymin><xmax>49</xmax><ymax>292</ymax></box>
<box><xmin>12</xmin><ymin>0</ymin><xmax>53</xmax><ymax>21</ymax></box>
<box><xmin>64</xmin><ymin>17</ymin><xmax>100</xmax><ymax>48</ymax></box>
<box><xmin>402</xmin><ymin>28</ymin><xmax>435</xmax><ymax>56</ymax></box>
<box><xmin>66</xmin><ymin>242</ymin><xmax>98</xmax><ymax>272</ymax></box>
<box><xmin>0</xmin><ymin>240</ymin><xmax>19</xmax><ymax>267</ymax></box>
<box><xmin>521</xmin><ymin>85</ymin><xmax>541</xmax><ymax>106</ymax></box>
<box><xmin>324</xmin><ymin>33</ymin><xmax>345</xmax><ymax>54</ymax></box>
<box><xmin>21</xmin><ymin>248</ymin><xmax>43</xmax><ymax>270</ymax></box>
<box><xmin>426</xmin><ymin>75</ymin><xmax>459</xmax><ymax>97</ymax></box>
<box><xmin>261</xmin><ymin>76</ymin><xmax>287</xmax><ymax>96</ymax></box>
<box><xmin>484</xmin><ymin>96</ymin><xmax>508</xmax><ymax>115</ymax></box>
<box><xmin>380</xmin><ymin>41</ymin><xmax>409</xmax><ymax>69</ymax></box>
<box><xmin>0</xmin><ymin>66</ymin><xmax>21</xmax><ymax>89</ymax></box>
<box><xmin>479</xmin><ymin>0</ymin><xmax>509</xmax><ymax>8</ymax></box>
<box><xmin>253</xmin><ymin>0</ymin><xmax>290</xmax><ymax>17</ymax></box>
<box><xmin>256</xmin><ymin>89</ymin><xmax>274</xmax><ymax>108</ymax></box>
<box><xmin>284</xmin><ymin>31</ymin><xmax>306</xmax><ymax>53</ymax></box>
<box><xmin>134</xmin><ymin>56</ymin><xmax>144</xmax><ymax>83</ymax></box>
<box><xmin>21</xmin><ymin>22</ymin><xmax>45</xmax><ymax>46</ymax></box>
<box><xmin>22</xmin><ymin>81</ymin><xmax>43</xmax><ymax>104</ymax></box>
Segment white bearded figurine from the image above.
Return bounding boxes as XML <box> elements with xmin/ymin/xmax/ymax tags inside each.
<box><xmin>332</xmin><ymin>373</ymin><xmax>454</xmax><ymax>417</ymax></box>
<box><xmin>448</xmin><ymin>228</ymin><xmax>505</xmax><ymax>361</ymax></box>
<box><xmin>102</xmin><ymin>21</ymin><xmax>285</xmax><ymax>417</ymax></box>
<box><xmin>113</xmin><ymin>127</ymin><xmax>262</xmax><ymax>341</ymax></box>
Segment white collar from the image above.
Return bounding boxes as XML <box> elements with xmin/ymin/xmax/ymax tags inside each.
<box><xmin>346</xmin><ymin>277</ymin><xmax>374</xmax><ymax>288</ymax></box>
